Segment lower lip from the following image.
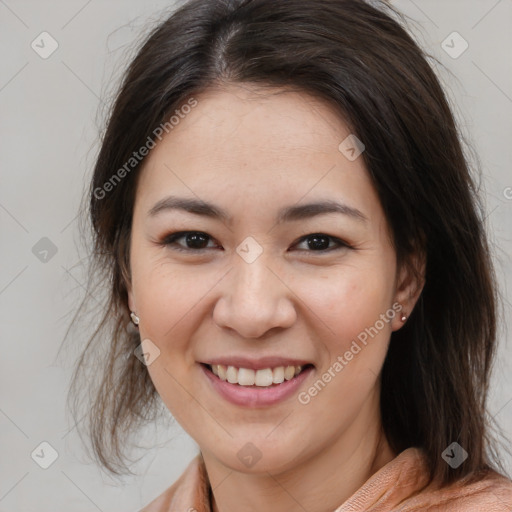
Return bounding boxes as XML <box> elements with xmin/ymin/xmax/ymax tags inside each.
<box><xmin>200</xmin><ymin>364</ymin><xmax>314</xmax><ymax>408</ymax></box>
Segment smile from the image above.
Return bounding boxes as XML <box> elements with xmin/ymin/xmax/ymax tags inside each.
<box><xmin>209</xmin><ymin>363</ymin><xmax>306</xmax><ymax>387</ymax></box>
<box><xmin>200</xmin><ymin>362</ymin><xmax>315</xmax><ymax>407</ymax></box>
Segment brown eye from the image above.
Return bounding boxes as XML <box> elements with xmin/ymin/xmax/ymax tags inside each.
<box><xmin>294</xmin><ymin>233</ymin><xmax>351</xmax><ymax>252</ymax></box>
<box><xmin>163</xmin><ymin>231</ymin><xmax>219</xmax><ymax>252</ymax></box>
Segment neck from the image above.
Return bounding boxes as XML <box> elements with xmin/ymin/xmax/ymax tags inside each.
<box><xmin>204</xmin><ymin>391</ymin><xmax>395</xmax><ymax>512</ymax></box>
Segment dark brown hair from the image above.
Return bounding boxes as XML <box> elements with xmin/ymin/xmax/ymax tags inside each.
<box><xmin>64</xmin><ymin>0</ymin><xmax>509</xmax><ymax>487</ymax></box>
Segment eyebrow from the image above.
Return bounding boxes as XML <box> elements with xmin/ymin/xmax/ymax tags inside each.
<box><xmin>148</xmin><ymin>195</ymin><xmax>368</xmax><ymax>224</ymax></box>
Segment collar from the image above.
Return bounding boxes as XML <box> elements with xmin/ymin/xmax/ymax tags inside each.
<box><xmin>140</xmin><ymin>447</ymin><xmax>512</xmax><ymax>511</ymax></box>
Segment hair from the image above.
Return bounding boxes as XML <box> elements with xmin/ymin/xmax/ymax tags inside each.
<box><xmin>63</xmin><ymin>0</ymin><xmax>510</xmax><ymax>487</ymax></box>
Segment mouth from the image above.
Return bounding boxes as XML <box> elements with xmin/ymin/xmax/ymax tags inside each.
<box><xmin>201</xmin><ymin>362</ymin><xmax>315</xmax><ymax>387</ymax></box>
<box><xmin>200</xmin><ymin>361</ymin><xmax>315</xmax><ymax>407</ymax></box>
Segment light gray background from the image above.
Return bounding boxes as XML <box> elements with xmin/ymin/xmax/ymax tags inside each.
<box><xmin>1</xmin><ymin>1</ymin><xmax>511</xmax><ymax>510</ymax></box>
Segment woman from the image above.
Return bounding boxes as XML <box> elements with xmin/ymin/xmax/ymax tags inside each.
<box><xmin>68</xmin><ymin>0</ymin><xmax>512</xmax><ymax>510</ymax></box>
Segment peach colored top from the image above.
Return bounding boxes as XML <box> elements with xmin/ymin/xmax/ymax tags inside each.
<box><xmin>140</xmin><ymin>447</ymin><xmax>512</xmax><ymax>511</ymax></box>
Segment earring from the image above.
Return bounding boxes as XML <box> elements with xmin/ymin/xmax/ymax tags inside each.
<box><xmin>400</xmin><ymin>312</ymin><xmax>407</xmax><ymax>322</ymax></box>
<box><xmin>130</xmin><ymin>311</ymin><xmax>140</xmax><ymax>326</ymax></box>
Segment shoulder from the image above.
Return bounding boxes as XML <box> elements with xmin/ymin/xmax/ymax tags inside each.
<box><xmin>400</xmin><ymin>468</ymin><xmax>512</xmax><ymax>511</ymax></box>
<box><xmin>338</xmin><ymin>447</ymin><xmax>512</xmax><ymax>512</ymax></box>
<box><xmin>139</xmin><ymin>454</ymin><xmax>210</xmax><ymax>512</ymax></box>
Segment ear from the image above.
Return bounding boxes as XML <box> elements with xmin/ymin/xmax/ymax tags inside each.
<box><xmin>391</xmin><ymin>250</ymin><xmax>426</xmax><ymax>332</ymax></box>
<box><xmin>127</xmin><ymin>280</ymin><xmax>136</xmax><ymax>313</ymax></box>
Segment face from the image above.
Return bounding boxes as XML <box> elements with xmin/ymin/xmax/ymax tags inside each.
<box><xmin>127</xmin><ymin>84</ymin><xmax>419</xmax><ymax>475</ymax></box>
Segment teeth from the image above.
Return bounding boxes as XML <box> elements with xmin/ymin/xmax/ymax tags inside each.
<box><xmin>273</xmin><ymin>366</ymin><xmax>284</xmax><ymax>384</ymax></box>
<box><xmin>284</xmin><ymin>366</ymin><xmax>295</xmax><ymax>381</ymax></box>
<box><xmin>226</xmin><ymin>365</ymin><xmax>238</xmax><ymax>384</ymax></box>
<box><xmin>255</xmin><ymin>368</ymin><xmax>273</xmax><ymax>387</ymax></box>
<box><xmin>217</xmin><ymin>364</ymin><xmax>227</xmax><ymax>381</ymax></box>
<box><xmin>238</xmin><ymin>368</ymin><xmax>255</xmax><ymax>386</ymax></box>
<box><xmin>209</xmin><ymin>364</ymin><xmax>305</xmax><ymax>387</ymax></box>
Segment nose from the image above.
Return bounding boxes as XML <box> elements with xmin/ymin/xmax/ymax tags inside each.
<box><xmin>212</xmin><ymin>253</ymin><xmax>297</xmax><ymax>339</ymax></box>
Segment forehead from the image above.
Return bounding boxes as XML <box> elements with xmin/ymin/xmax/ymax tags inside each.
<box><xmin>158</xmin><ymin>84</ymin><xmax>351</xmax><ymax>157</ymax></box>
<box><xmin>134</xmin><ymin>84</ymin><xmax>381</xmax><ymax>225</ymax></box>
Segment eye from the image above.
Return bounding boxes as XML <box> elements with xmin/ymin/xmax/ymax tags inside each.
<box><xmin>160</xmin><ymin>231</ymin><xmax>352</xmax><ymax>254</ymax></box>
<box><xmin>293</xmin><ymin>233</ymin><xmax>351</xmax><ymax>253</ymax></box>
<box><xmin>161</xmin><ymin>231</ymin><xmax>220</xmax><ymax>252</ymax></box>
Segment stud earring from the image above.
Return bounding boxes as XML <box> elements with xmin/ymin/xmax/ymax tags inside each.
<box><xmin>400</xmin><ymin>312</ymin><xmax>407</xmax><ymax>322</ymax></box>
<box><xmin>130</xmin><ymin>311</ymin><xmax>140</xmax><ymax>326</ymax></box>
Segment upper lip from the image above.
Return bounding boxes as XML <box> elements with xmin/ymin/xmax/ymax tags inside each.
<box><xmin>202</xmin><ymin>356</ymin><xmax>313</xmax><ymax>371</ymax></box>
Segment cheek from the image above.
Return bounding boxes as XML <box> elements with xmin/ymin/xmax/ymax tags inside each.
<box><xmin>133</xmin><ymin>265</ymin><xmax>206</xmax><ymax>422</ymax></box>
<box><xmin>295</xmin><ymin>266</ymin><xmax>394</xmax><ymax>345</ymax></box>
<box><xmin>293</xmin><ymin>270</ymin><xmax>394</xmax><ymax>423</ymax></box>
<box><xmin>133</xmin><ymin>260</ymin><xmax>206</xmax><ymax>341</ymax></box>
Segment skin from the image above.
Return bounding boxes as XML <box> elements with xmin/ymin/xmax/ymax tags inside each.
<box><xmin>127</xmin><ymin>83</ymin><xmax>424</xmax><ymax>512</ymax></box>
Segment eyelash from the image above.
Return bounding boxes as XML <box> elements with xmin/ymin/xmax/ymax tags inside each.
<box><xmin>159</xmin><ymin>231</ymin><xmax>353</xmax><ymax>254</ymax></box>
